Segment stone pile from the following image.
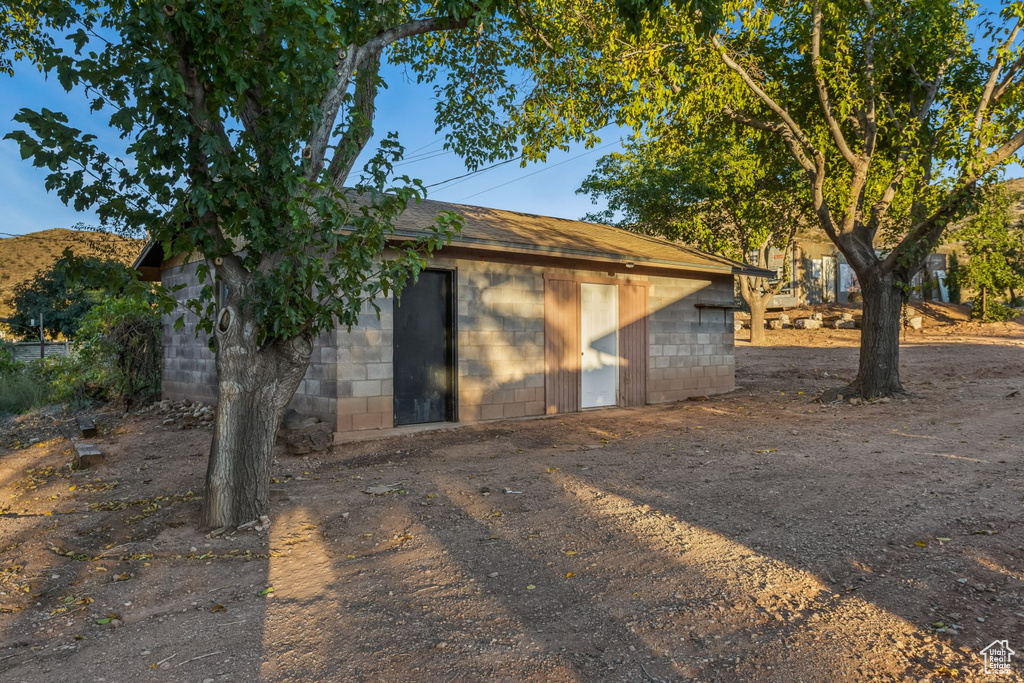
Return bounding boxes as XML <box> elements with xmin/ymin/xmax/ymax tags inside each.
<box><xmin>150</xmin><ymin>399</ymin><xmax>216</xmax><ymax>425</ymax></box>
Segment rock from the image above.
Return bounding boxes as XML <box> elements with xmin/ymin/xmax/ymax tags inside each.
<box><xmin>72</xmin><ymin>443</ymin><xmax>105</xmax><ymax>469</ymax></box>
<box><xmin>280</xmin><ymin>422</ymin><xmax>333</xmax><ymax>455</ymax></box>
<box><xmin>811</xmin><ymin>312</ymin><xmax>823</xmax><ymax>321</ymax></box>
<box><xmin>76</xmin><ymin>416</ymin><xmax>98</xmax><ymax>438</ymax></box>
<box><xmin>162</xmin><ymin>418</ymin><xmax>175</xmax><ymax>426</ymax></box>
<box><xmin>907</xmin><ymin>316</ymin><xmax>923</xmax><ymax>330</ymax></box>
<box><xmin>794</xmin><ymin>318</ymin><xmax>822</xmax><ymax>330</ymax></box>
<box><xmin>778</xmin><ymin>313</ymin><xmax>790</xmax><ymax>325</ymax></box>
<box><xmin>734</xmin><ymin>322</ymin><xmax>744</xmax><ymax>332</ymax></box>
<box><xmin>768</xmin><ymin>319</ymin><xmax>784</xmax><ymax>330</ymax></box>
<box><xmin>281</xmin><ymin>408</ymin><xmax>304</xmax><ymax>430</ymax></box>
<box><xmin>833</xmin><ymin>320</ymin><xmax>857</xmax><ymax>329</ymax></box>
<box><xmin>840</xmin><ymin>312</ymin><xmax>855</xmax><ymax>322</ymax></box>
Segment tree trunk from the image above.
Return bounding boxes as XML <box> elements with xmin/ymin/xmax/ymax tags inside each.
<box><xmin>748</xmin><ymin>293</ymin><xmax>767</xmax><ymax>345</ymax></box>
<box><xmin>200</xmin><ymin>305</ymin><xmax>312</xmax><ymax>530</ymax></box>
<box><xmin>981</xmin><ymin>286</ymin><xmax>987</xmax><ymax>320</ymax></box>
<box><xmin>846</xmin><ymin>268</ymin><xmax>905</xmax><ymax>398</ymax></box>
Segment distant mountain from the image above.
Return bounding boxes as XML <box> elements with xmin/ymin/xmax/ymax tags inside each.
<box><xmin>0</xmin><ymin>228</ymin><xmax>144</xmax><ymax>318</ymax></box>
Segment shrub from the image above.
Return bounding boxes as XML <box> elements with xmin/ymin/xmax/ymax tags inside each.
<box><xmin>971</xmin><ymin>299</ymin><xmax>1019</xmax><ymax>323</ymax></box>
<box><xmin>0</xmin><ymin>352</ymin><xmax>50</xmax><ymax>416</ymax></box>
<box><xmin>77</xmin><ymin>295</ymin><xmax>162</xmax><ymax>408</ymax></box>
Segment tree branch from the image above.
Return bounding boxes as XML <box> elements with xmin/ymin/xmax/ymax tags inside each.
<box><xmin>973</xmin><ymin>18</ymin><xmax>1022</xmax><ymax>138</ymax></box>
<box><xmin>812</xmin><ymin>1</ymin><xmax>859</xmax><ymax>167</ymax></box>
<box><xmin>306</xmin><ymin>15</ymin><xmax>469</xmax><ymax>180</ymax></box>
<box><xmin>325</xmin><ymin>53</ymin><xmax>382</xmax><ymax>191</ymax></box>
<box><xmin>711</xmin><ymin>35</ymin><xmax>819</xmax><ymax>161</ymax></box>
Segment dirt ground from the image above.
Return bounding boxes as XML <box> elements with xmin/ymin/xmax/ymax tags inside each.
<box><xmin>1</xmin><ymin>304</ymin><xmax>1023</xmax><ymax>682</ymax></box>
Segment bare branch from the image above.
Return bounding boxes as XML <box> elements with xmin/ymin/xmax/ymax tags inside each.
<box><xmin>325</xmin><ymin>53</ymin><xmax>382</xmax><ymax>190</ymax></box>
<box><xmin>307</xmin><ymin>15</ymin><xmax>469</xmax><ymax>179</ymax></box>
<box><xmin>812</xmin><ymin>1</ymin><xmax>859</xmax><ymax>167</ymax></box>
<box><xmin>861</xmin><ymin>1</ymin><xmax>878</xmax><ymax>157</ymax></box>
<box><xmin>884</xmin><ymin>125</ymin><xmax>1024</xmax><ymax>272</ymax></box>
<box><xmin>973</xmin><ymin>18</ymin><xmax>1022</xmax><ymax>137</ymax></box>
<box><xmin>991</xmin><ymin>51</ymin><xmax>1024</xmax><ymax>104</ymax></box>
<box><xmin>711</xmin><ymin>35</ymin><xmax>819</xmax><ymax>160</ymax></box>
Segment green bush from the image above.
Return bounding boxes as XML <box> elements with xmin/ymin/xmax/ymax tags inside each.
<box><xmin>0</xmin><ymin>347</ymin><xmax>50</xmax><ymax>415</ymax></box>
<box><xmin>76</xmin><ymin>295</ymin><xmax>162</xmax><ymax>408</ymax></box>
<box><xmin>971</xmin><ymin>299</ymin><xmax>1019</xmax><ymax>323</ymax></box>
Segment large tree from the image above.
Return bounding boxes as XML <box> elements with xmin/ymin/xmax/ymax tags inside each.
<box><xmin>5</xmin><ymin>1</ymin><xmax>524</xmax><ymax>528</ymax></box>
<box><xmin>511</xmin><ymin>0</ymin><xmax>1024</xmax><ymax>397</ymax></box>
<box><xmin>578</xmin><ymin>126</ymin><xmax>809</xmax><ymax>344</ymax></box>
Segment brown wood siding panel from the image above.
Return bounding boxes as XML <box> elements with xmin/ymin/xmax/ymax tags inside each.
<box><xmin>619</xmin><ymin>283</ymin><xmax>648</xmax><ymax>407</ymax></box>
<box><xmin>544</xmin><ymin>278</ymin><xmax>580</xmax><ymax>414</ymax></box>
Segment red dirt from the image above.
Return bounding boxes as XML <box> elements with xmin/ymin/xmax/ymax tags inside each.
<box><xmin>1</xmin><ymin>307</ymin><xmax>1023</xmax><ymax>682</ymax></box>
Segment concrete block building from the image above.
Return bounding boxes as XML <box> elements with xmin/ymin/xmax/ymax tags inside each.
<box><xmin>136</xmin><ymin>199</ymin><xmax>768</xmax><ymax>436</ymax></box>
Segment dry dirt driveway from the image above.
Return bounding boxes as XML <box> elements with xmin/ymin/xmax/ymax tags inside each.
<box><xmin>1</xmin><ymin>324</ymin><xmax>1023</xmax><ymax>682</ymax></box>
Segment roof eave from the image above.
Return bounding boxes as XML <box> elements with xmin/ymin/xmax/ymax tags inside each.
<box><xmin>386</xmin><ymin>231</ymin><xmax>755</xmax><ymax>277</ymax></box>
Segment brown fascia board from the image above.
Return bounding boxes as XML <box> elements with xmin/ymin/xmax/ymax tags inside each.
<box><xmin>386</xmin><ymin>230</ymin><xmax>772</xmax><ymax>279</ymax></box>
<box><xmin>135</xmin><ymin>231</ymin><xmax>773</xmax><ymax>280</ymax></box>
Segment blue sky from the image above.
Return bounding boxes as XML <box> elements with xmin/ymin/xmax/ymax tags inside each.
<box><xmin>0</xmin><ymin>5</ymin><xmax>1021</xmax><ymax>237</ymax></box>
<box><xmin>0</xmin><ymin>58</ymin><xmax>620</xmax><ymax>237</ymax></box>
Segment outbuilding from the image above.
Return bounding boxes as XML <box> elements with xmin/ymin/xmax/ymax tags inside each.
<box><xmin>135</xmin><ymin>199</ymin><xmax>768</xmax><ymax>437</ymax></box>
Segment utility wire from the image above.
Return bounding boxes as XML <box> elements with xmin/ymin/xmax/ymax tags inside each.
<box><xmin>459</xmin><ymin>140</ymin><xmax>621</xmax><ymax>201</ymax></box>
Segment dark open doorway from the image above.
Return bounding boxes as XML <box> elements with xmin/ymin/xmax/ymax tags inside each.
<box><xmin>393</xmin><ymin>269</ymin><xmax>456</xmax><ymax>426</ymax></box>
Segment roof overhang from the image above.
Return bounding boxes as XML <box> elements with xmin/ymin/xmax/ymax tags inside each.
<box><xmin>386</xmin><ymin>230</ymin><xmax>773</xmax><ymax>279</ymax></box>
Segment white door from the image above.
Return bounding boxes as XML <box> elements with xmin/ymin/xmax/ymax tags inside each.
<box><xmin>580</xmin><ymin>283</ymin><xmax>618</xmax><ymax>408</ymax></box>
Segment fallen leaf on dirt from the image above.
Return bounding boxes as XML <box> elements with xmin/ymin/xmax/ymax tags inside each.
<box><xmin>913</xmin><ymin>540</ymin><xmax>928</xmax><ymax>547</ymax></box>
<box><xmin>114</xmin><ymin>573</ymin><xmax>132</xmax><ymax>581</ymax></box>
<box><xmin>94</xmin><ymin>613</ymin><xmax>119</xmax><ymax>625</ymax></box>
<box><xmin>565</xmin><ymin>572</ymin><xmax>575</xmax><ymax>578</ymax></box>
<box><xmin>564</xmin><ymin>550</ymin><xmax>577</xmax><ymax>556</ymax></box>
<box><xmin>258</xmin><ymin>586</ymin><xmax>274</xmax><ymax>596</ymax></box>
<box><xmin>936</xmin><ymin>537</ymin><xmax>951</xmax><ymax>542</ymax></box>
<box><xmin>526</xmin><ymin>584</ymin><xmax>536</xmax><ymax>590</ymax></box>
<box><xmin>211</xmin><ymin>604</ymin><xmax>226</xmax><ymax>613</ymax></box>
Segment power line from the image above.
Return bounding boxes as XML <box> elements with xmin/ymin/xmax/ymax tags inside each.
<box><xmin>459</xmin><ymin>140</ymin><xmax>621</xmax><ymax>201</ymax></box>
<box><xmin>424</xmin><ymin>157</ymin><xmax>522</xmax><ymax>190</ymax></box>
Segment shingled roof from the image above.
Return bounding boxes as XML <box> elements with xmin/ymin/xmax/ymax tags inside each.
<box><xmin>135</xmin><ymin>197</ymin><xmax>770</xmax><ymax>278</ymax></box>
<box><xmin>387</xmin><ymin>197</ymin><xmax>769</xmax><ymax>277</ymax></box>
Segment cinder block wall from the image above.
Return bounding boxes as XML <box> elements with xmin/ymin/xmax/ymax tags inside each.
<box><xmin>161</xmin><ymin>261</ymin><xmax>218</xmax><ymax>405</ymax></box>
<box><xmin>160</xmin><ymin>260</ymin><xmax>339</xmax><ymax>428</ymax></box>
<box><xmin>456</xmin><ymin>261</ymin><xmax>546</xmax><ymax>421</ymax></box>
<box><xmin>163</xmin><ymin>258</ymin><xmax>737</xmax><ymax>435</ymax></box>
<box><xmin>333</xmin><ymin>258</ymin><xmax>548</xmax><ymax>431</ymax></box>
<box><xmin>647</xmin><ymin>275</ymin><xmax>735</xmax><ymax>402</ymax></box>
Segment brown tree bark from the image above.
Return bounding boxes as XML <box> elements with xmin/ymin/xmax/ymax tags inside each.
<box><xmin>199</xmin><ymin>301</ymin><xmax>312</xmax><ymax>530</ymax></box>
<box><xmin>846</xmin><ymin>267</ymin><xmax>905</xmax><ymax>397</ymax></box>
<box><xmin>748</xmin><ymin>296</ymin><xmax>767</xmax><ymax>345</ymax></box>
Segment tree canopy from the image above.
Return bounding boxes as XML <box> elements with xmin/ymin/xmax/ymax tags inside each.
<box><xmin>7</xmin><ymin>251</ymin><xmax>135</xmax><ymax>339</ymax></box>
<box><xmin>509</xmin><ymin>0</ymin><xmax>1024</xmax><ymax>395</ymax></box>
<box><xmin>953</xmin><ymin>183</ymin><xmax>1024</xmax><ymax>317</ymax></box>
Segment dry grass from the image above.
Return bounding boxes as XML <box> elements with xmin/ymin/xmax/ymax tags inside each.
<box><xmin>0</xmin><ymin>229</ymin><xmax>144</xmax><ymax>318</ymax></box>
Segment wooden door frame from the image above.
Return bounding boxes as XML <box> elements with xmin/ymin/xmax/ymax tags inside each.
<box><xmin>543</xmin><ymin>272</ymin><xmax>650</xmax><ymax>412</ymax></box>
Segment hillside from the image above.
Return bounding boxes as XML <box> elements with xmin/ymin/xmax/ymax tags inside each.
<box><xmin>0</xmin><ymin>228</ymin><xmax>145</xmax><ymax>318</ymax></box>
